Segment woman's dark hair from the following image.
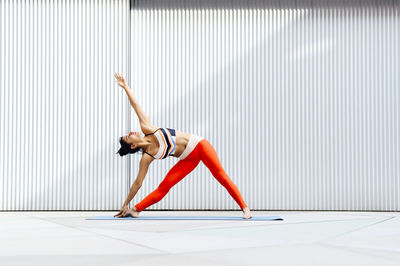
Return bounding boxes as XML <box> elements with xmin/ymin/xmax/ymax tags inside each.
<box><xmin>116</xmin><ymin>136</ymin><xmax>142</xmax><ymax>157</ymax></box>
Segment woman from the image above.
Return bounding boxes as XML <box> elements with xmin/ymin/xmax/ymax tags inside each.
<box><xmin>113</xmin><ymin>73</ymin><xmax>252</xmax><ymax>219</ymax></box>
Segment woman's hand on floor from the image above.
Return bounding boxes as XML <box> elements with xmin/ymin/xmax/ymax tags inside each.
<box><xmin>114</xmin><ymin>206</ymin><xmax>140</xmax><ymax>218</ymax></box>
<box><xmin>114</xmin><ymin>205</ymin><xmax>129</xmax><ymax>218</ymax></box>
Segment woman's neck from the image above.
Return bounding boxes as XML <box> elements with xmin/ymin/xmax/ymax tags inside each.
<box><xmin>138</xmin><ymin>137</ymin><xmax>153</xmax><ymax>152</ymax></box>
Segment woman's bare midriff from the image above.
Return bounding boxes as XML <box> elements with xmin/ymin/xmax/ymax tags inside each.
<box><xmin>173</xmin><ymin>130</ymin><xmax>192</xmax><ymax>158</ymax></box>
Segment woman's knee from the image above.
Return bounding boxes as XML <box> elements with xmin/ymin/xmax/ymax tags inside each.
<box><xmin>211</xmin><ymin>168</ymin><xmax>229</xmax><ymax>180</ymax></box>
<box><xmin>157</xmin><ymin>183</ymin><xmax>172</xmax><ymax>194</ymax></box>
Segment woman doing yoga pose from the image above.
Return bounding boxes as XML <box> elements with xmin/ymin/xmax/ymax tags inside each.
<box><xmin>113</xmin><ymin>73</ymin><xmax>252</xmax><ymax>219</ymax></box>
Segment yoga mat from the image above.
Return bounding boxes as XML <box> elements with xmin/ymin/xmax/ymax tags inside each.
<box><xmin>86</xmin><ymin>215</ymin><xmax>283</xmax><ymax>221</ymax></box>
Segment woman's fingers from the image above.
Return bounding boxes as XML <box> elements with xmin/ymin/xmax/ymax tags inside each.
<box><xmin>114</xmin><ymin>73</ymin><xmax>125</xmax><ymax>82</ymax></box>
<box><xmin>114</xmin><ymin>73</ymin><xmax>128</xmax><ymax>88</ymax></box>
<box><xmin>114</xmin><ymin>210</ymin><xmax>132</xmax><ymax>218</ymax></box>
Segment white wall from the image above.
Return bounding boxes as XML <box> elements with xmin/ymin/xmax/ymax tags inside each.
<box><xmin>0</xmin><ymin>0</ymin><xmax>131</xmax><ymax>210</ymax></box>
<box><xmin>1</xmin><ymin>0</ymin><xmax>399</xmax><ymax>211</ymax></box>
<box><xmin>130</xmin><ymin>0</ymin><xmax>400</xmax><ymax>211</ymax></box>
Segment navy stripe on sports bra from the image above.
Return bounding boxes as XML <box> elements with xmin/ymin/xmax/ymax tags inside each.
<box><xmin>143</xmin><ymin>128</ymin><xmax>176</xmax><ymax>159</ymax></box>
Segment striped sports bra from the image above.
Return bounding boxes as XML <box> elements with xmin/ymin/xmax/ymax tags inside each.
<box><xmin>143</xmin><ymin>128</ymin><xmax>177</xmax><ymax>160</ymax></box>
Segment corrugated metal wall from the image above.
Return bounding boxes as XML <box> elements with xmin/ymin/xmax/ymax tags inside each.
<box><xmin>0</xmin><ymin>0</ymin><xmax>131</xmax><ymax>210</ymax></box>
<box><xmin>1</xmin><ymin>0</ymin><xmax>399</xmax><ymax>211</ymax></box>
<box><xmin>130</xmin><ymin>0</ymin><xmax>400</xmax><ymax>211</ymax></box>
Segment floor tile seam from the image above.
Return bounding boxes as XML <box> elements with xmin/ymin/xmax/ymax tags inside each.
<box><xmin>320</xmin><ymin>242</ymin><xmax>400</xmax><ymax>253</ymax></box>
<box><xmin>26</xmin><ymin>215</ymin><xmax>169</xmax><ymax>254</ymax></box>
<box><xmin>317</xmin><ymin>242</ymin><xmax>400</xmax><ymax>262</ymax></box>
<box><xmin>316</xmin><ymin>216</ymin><xmax>396</xmax><ymax>242</ymax></box>
<box><xmin>76</xmin><ymin>229</ymin><xmax>169</xmax><ymax>254</ymax></box>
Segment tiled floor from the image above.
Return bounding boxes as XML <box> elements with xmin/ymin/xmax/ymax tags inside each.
<box><xmin>0</xmin><ymin>211</ymin><xmax>399</xmax><ymax>266</ymax></box>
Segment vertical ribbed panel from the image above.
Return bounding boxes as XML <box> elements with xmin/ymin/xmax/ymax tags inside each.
<box><xmin>0</xmin><ymin>0</ymin><xmax>131</xmax><ymax>210</ymax></box>
<box><xmin>130</xmin><ymin>0</ymin><xmax>400</xmax><ymax>211</ymax></box>
<box><xmin>1</xmin><ymin>0</ymin><xmax>399</xmax><ymax>211</ymax></box>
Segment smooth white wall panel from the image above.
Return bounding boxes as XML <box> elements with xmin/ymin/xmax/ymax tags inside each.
<box><xmin>130</xmin><ymin>0</ymin><xmax>400</xmax><ymax>211</ymax></box>
<box><xmin>0</xmin><ymin>0</ymin><xmax>131</xmax><ymax>210</ymax></box>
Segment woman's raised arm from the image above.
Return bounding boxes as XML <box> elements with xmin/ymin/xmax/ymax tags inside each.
<box><xmin>114</xmin><ymin>73</ymin><xmax>153</xmax><ymax>132</ymax></box>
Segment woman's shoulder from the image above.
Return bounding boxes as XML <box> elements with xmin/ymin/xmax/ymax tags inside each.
<box><xmin>141</xmin><ymin>124</ymin><xmax>159</xmax><ymax>135</ymax></box>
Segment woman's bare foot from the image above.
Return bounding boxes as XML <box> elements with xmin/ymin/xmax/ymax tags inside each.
<box><xmin>127</xmin><ymin>207</ymin><xmax>140</xmax><ymax>218</ymax></box>
<box><xmin>242</xmin><ymin>206</ymin><xmax>252</xmax><ymax>219</ymax></box>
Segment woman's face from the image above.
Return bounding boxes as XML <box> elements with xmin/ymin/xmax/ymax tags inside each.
<box><xmin>124</xmin><ymin>131</ymin><xmax>141</xmax><ymax>149</ymax></box>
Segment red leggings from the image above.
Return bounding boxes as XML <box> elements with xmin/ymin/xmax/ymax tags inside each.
<box><xmin>134</xmin><ymin>139</ymin><xmax>247</xmax><ymax>212</ymax></box>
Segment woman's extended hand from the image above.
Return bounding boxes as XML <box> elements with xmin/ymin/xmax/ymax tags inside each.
<box><xmin>114</xmin><ymin>205</ymin><xmax>139</xmax><ymax>218</ymax></box>
<box><xmin>114</xmin><ymin>205</ymin><xmax>129</xmax><ymax>218</ymax></box>
<box><xmin>114</xmin><ymin>72</ymin><xmax>128</xmax><ymax>89</ymax></box>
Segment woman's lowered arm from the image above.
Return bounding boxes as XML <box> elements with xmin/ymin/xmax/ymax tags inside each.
<box><xmin>122</xmin><ymin>154</ymin><xmax>154</xmax><ymax>207</ymax></box>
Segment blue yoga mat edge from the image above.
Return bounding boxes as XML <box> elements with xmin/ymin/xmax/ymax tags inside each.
<box><xmin>86</xmin><ymin>215</ymin><xmax>283</xmax><ymax>221</ymax></box>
